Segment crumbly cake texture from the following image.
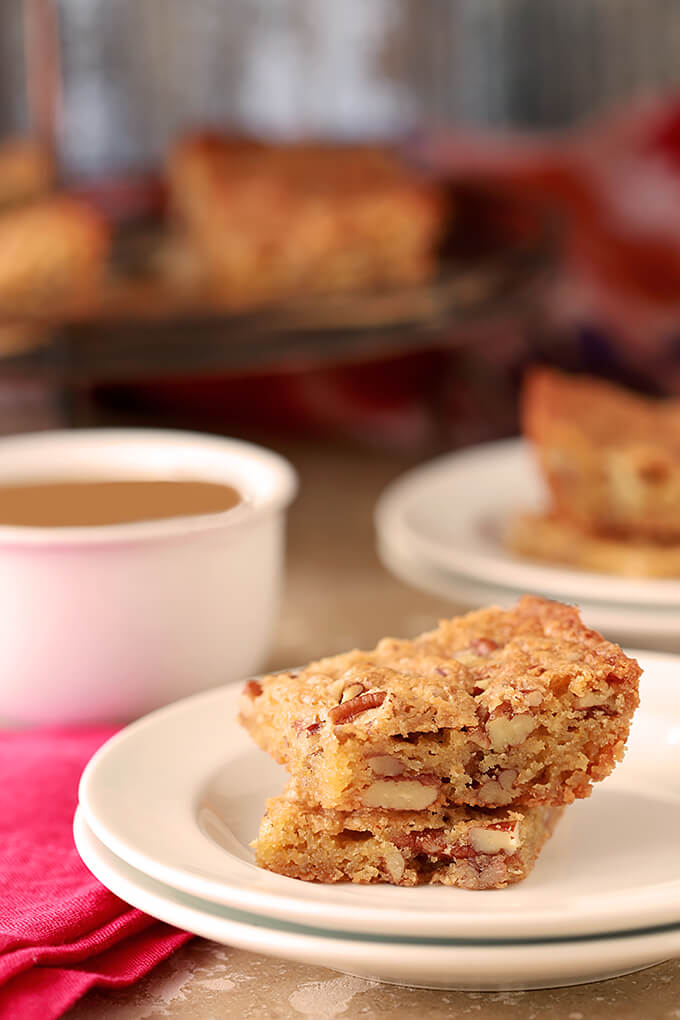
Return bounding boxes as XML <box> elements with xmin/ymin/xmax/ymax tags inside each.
<box><xmin>167</xmin><ymin>134</ymin><xmax>447</xmax><ymax>305</ymax></box>
<box><xmin>523</xmin><ymin>367</ymin><xmax>680</xmax><ymax>541</ymax></box>
<box><xmin>0</xmin><ymin>197</ymin><xmax>108</xmax><ymax>314</ymax></box>
<box><xmin>253</xmin><ymin>791</ymin><xmax>563</xmax><ymax>890</ymax></box>
<box><xmin>508</xmin><ymin>511</ymin><xmax>680</xmax><ymax>578</ymax></box>
<box><xmin>240</xmin><ymin>596</ymin><xmax>641</xmax><ymax>812</ymax></box>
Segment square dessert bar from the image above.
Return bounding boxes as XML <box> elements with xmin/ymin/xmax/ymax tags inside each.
<box><xmin>240</xmin><ymin>596</ymin><xmax>641</xmax><ymax>812</ymax></box>
<box><xmin>523</xmin><ymin>367</ymin><xmax>680</xmax><ymax>541</ymax></box>
<box><xmin>167</xmin><ymin>134</ymin><xmax>447</xmax><ymax>305</ymax></box>
<box><xmin>254</xmin><ymin>791</ymin><xmax>563</xmax><ymax>890</ymax></box>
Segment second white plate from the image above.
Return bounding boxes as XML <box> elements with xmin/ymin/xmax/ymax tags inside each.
<box><xmin>375</xmin><ymin>438</ymin><xmax>680</xmax><ymax>609</ymax></box>
<box><xmin>376</xmin><ymin>528</ymin><xmax>680</xmax><ymax>651</ymax></box>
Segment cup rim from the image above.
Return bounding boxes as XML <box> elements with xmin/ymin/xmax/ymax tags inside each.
<box><xmin>0</xmin><ymin>427</ymin><xmax>298</xmax><ymax>547</ymax></box>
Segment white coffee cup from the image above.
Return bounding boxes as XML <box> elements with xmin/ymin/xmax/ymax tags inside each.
<box><xmin>0</xmin><ymin>428</ymin><xmax>297</xmax><ymax>726</ymax></box>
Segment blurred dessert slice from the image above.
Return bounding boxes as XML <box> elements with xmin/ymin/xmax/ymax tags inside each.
<box><xmin>522</xmin><ymin>368</ymin><xmax>680</xmax><ymax>542</ymax></box>
<box><xmin>507</xmin><ymin>511</ymin><xmax>680</xmax><ymax>578</ymax></box>
<box><xmin>0</xmin><ymin>139</ymin><xmax>54</xmax><ymax>352</ymax></box>
<box><xmin>0</xmin><ymin>139</ymin><xmax>52</xmax><ymax>209</ymax></box>
<box><xmin>510</xmin><ymin>367</ymin><xmax>680</xmax><ymax>576</ymax></box>
<box><xmin>166</xmin><ymin>133</ymin><xmax>448</xmax><ymax>307</ymax></box>
<box><xmin>0</xmin><ymin>197</ymin><xmax>109</xmax><ymax>318</ymax></box>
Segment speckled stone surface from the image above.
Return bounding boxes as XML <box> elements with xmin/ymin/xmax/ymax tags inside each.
<box><xmin>69</xmin><ymin>944</ymin><xmax>680</xmax><ymax>1020</ymax></box>
<box><xmin>68</xmin><ymin>440</ymin><xmax>680</xmax><ymax>1020</ymax></box>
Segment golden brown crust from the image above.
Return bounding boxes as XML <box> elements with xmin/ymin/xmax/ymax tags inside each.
<box><xmin>167</xmin><ymin>133</ymin><xmax>448</xmax><ymax>306</ymax></box>
<box><xmin>523</xmin><ymin>368</ymin><xmax>680</xmax><ymax>539</ymax></box>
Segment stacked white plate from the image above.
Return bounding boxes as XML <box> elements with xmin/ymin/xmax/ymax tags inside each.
<box><xmin>75</xmin><ymin>664</ymin><xmax>680</xmax><ymax>991</ymax></box>
<box><xmin>375</xmin><ymin>438</ymin><xmax>680</xmax><ymax>650</ymax></box>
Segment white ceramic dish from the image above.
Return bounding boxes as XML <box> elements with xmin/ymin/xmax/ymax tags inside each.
<box><xmin>375</xmin><ymin>438</ymin><xmax>680</xmax><ymax>610</ymax></box>
<box><xmin>78</xmin><ymin>655</ymin><xmax>680</xmax><ymax>942</ymax></box>
<box><xmin>0</xmin><ymin>428</ymin><xmax>296</xmax><ymax>726</ymax></box>
<box><xmin>74</xmin><ymin>810</ymin><xmax>680</xmax><ymax>991</ymax></box>
<box><xmin>376</xmin><ymin>529</ymin><xmax>680</xmax><ymax>652</ymax></box>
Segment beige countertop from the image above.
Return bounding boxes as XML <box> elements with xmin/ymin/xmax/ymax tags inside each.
<box><xmin>68</xmin><ymin>439</ymin><xmax>680</xmax><ymax>1020</ymax></box>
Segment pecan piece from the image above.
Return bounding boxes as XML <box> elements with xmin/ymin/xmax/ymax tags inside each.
<box><xmin>469</xmin><ymin>821</ymin><xmax>519</xmax><ymax>854</ymax></box>
<box><xmin>574</xmin><ymin>690</ymin><xmax>610</xmax><ymax>709</ymax></box>
<box><xmin>367</xmin><ymin>754</ymin><xmax>405</xmax><ymax>777</ymax></box>
<box><xmin>520</xmin><ymin>688</ymin><xmax>544</xmax><ymax>707</ymax></box>
<box><xmin>382</xmin><ymin>846</ymin><xmax>406</xmax><ymax>883</ymax></box>
<box><xmin>486</xmin><ymin>707</ymin><xmax>536</xmax><ymax>751</ymax></box>
<box><xmin>362</xmin><ymin>776</ymin><xmax>439</xmax><ymax>810</ymax></box>
<box><xmin>499</xmin><ymin>768</ymin><xmax>518</xmax><ymax>790</ymax></box>
<box><xmin>477</xmin><ymin>769</ymin><xmax>517</xmax><ymax>804</ymax></box>
<box><xmin>477</xmin><ymin>780</ymin><xmax>503</xmax><ymax>805</ymax></box>
<box><xmin>340</xmin><ymin>682</ymin><xmax>365</xmax><ymax>703</ymax></box>
<box><xmin>328</xmin><ymin>690</ymin><xmax>386</xmax><ymax>725</ymax></box>
<box><xmin>392</xmin><ymin>829</ymin><xmax>476</xmax><ymax>860</ymax></box>
<box><xmin>293</xmin><ymin>717</ymin><xmax>324</xmax><ymax>736</ymax></box>
<box><xmin>471</xmin><ymin>637</ymin><xmax>498</xmax><ymax>656</ymax></box>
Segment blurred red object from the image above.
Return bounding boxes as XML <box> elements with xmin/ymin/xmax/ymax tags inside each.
<box><xmin>418</xmin><ymin>97</ymin><xmax>680</xmax><ymax>351</ymax></box>
<box><xmin>95</xmin><ymin>351</ymin><xmax>448</xmax><ymax>453</ymax></box>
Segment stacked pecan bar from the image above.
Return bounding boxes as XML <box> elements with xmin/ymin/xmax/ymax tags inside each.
<box><xmin>240</xmin><ymin>596</ymin><xmax>641</xmax><ymax>890</ymax></box>
<box><xmin>509</xmin><ymin>367</ymin><xmax>680</xmax><ymax>576</ymax></box>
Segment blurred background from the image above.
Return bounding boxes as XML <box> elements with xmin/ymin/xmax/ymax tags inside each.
<box><xmin>2</xmin><ymin>0</ymin><xmax>680</xmax><ymax>451</ymax></box>
<box><xmin>2</xmin><ymin>0</ymin><xmax>680</xmax><ymax>655</ymax></box>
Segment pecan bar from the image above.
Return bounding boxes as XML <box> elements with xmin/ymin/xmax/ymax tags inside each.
<box><xmin>0</xmin><ymin>197</ymin><xmax>108</xmax><ymax>315</ymax></box>
<box><xmin>508</xmin><ymin>511</ymin><xmax>680</xmax><ymax>578</ymax></box>
<box><xmin>523</xmin><ymin>367</ymin><xmax>680</xmax><ymax>541</ymax></box>
<box><xmin>167</xmin><ymin>133</ymin><xmax>447</xmax><ymax>306</ymax></box>
<box><xmin>240</xmin><ymin>596</ymin><xmax>641</xmax><ymax>811</ymax></box>
<box><xmin>253</xmin><ymin>790</ymin><xmax>563</xmax><ymax>889</ymax></box>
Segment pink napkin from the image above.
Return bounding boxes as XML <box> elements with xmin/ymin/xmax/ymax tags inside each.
<box><xmin>0</xmin><ymin>728</ymin><xmax>192</xmax><ymax>1020</ymax></box>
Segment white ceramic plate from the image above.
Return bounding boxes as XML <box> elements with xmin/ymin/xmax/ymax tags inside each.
<box><xmin>376</xmin><ymin>529</ymin><xmax>680</xmax><ymax>651</ymax></box>
<box><xmin>78</xmin><ymin>659</ymin><xmax>680</xmax><ymax>942</ymax></box>
<box><xmin>375</xmin><ymin>439</ymin><xmax>680</xmax><ymax>609</ymax></box>
<box><xmin>73</xmin><ymin>810</ymin><xmax>680</xmax><ymax>992</ymax></box>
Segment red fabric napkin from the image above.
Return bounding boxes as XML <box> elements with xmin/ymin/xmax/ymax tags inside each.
<box><xmin>0</xmin><ymin>728</ymin><xmax>192</xmax><ymax>1020</ymax></box>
